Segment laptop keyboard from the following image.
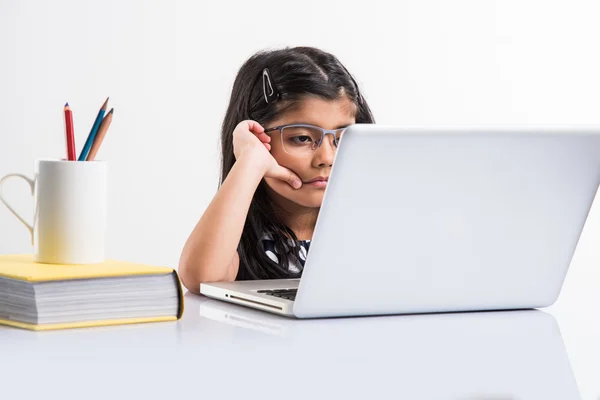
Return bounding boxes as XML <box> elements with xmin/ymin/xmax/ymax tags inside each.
<box><xmin>257</xmin><ymin>288</ymin><xmax>297</xmax><ymax>301</ymax></box>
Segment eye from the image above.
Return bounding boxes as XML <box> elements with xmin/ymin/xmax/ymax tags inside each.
<box><xmin>291</xmin><ymin>135</ymin><xmax>313</xmax><ymax>144</ymax></box>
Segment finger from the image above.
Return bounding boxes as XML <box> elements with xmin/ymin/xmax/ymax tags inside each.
<box><xmin>254</xmin><ymin>132</ymin><xmax>271</xmax><ymax>143</ymax></box>
<box><xmin>245</xmin><ymin>120</ymin><xmax>265</xmax><ymax>135</ymax></box>
<box><xmin>264</xmin><ymin>143</ymin><xmax>271</xmax><ymax>151</ymax></box>
<box><xmin>268</xmin><ymin>165</ymin><xmax>302</xmax><ymax>189</ymax></box>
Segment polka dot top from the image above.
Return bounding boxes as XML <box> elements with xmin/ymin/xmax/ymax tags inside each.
<box><xmin>260</xmin><ymin>232</ymin><xmax>311</xmax><ymax>274</ymax></box>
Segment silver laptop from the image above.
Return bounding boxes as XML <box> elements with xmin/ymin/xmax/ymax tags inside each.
<box><xmin>200</xmin><ymin>124</ymin><xmax>600</xmax><ymax>318</ymax></box>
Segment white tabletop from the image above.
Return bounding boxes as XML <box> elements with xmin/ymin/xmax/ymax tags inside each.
<box><xmin>1</xmin><ymin>262</ymin><xmax>599</xmax><ymax>400</ymax></box>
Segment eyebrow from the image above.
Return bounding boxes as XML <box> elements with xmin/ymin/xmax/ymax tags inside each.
<box><xmin>283</xmin><ymin>122</ymin><xmax>354</xmax><ymax>129</ymax></box>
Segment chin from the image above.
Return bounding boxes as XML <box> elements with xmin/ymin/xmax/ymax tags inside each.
<box><xmin>264</xmin><ymin>178</ymin><xmax>325</xmax><ymax>208</ymax></box>
<box><xmin>289</xmin><ymin>191</ymin><xmax>325</xmax><ymax>208</ymax></box>
<box><xmin>277</xmin><ymin>187</ymin><xmax>324</xmax><ymax>208</ymax></box>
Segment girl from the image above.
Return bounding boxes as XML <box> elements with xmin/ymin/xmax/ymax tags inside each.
<box><xmin>179</xmin><ymin>46</ymin><xmax>375</xmax><ymax>293</ymax></box>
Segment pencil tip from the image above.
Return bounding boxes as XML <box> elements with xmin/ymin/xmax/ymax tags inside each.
<box><xmin>65</xmin><ymin>102</ymin><xmax>69</xmax><ymax>106</ymax></box>
<box><xmin>108</xmin><ymin>108</ymin><xmax>114</xmax><ymax>114</ymax></box>
<box><xmin>102</xmin><ymin>97</ymin><xmax>109</xmax><ymax>109</ymax></box>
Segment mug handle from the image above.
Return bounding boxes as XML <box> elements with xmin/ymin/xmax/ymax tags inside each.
<box><xmin>0</xmin><ymin>173</ymin><xmax>35</xmax><ymax>244</ymax></box>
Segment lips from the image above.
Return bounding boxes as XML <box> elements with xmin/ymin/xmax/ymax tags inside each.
<box><xmin>304</xmin><ymin>176</ymin><xmax>329</xmax><ymax>188</ymax></box>
<box><xmin>305</xmin><ymin>176</ymin><xmax>329</xmax><ymax>184</ymax></box>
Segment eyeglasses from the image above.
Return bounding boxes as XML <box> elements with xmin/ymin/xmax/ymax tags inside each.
<box><xmin>264</xmin><ymin>124</ymin><xmax>347</xmax><ymax>157</ymax></box>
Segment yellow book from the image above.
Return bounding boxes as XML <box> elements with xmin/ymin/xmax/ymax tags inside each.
<box><xmin>0</xmin><ymin>254</ymin><xmax>184</xmax><ymax>331</ymax></box>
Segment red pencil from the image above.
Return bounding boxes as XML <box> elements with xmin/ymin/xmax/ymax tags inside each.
<box><xmin>64</xmin><ymin>103</ymin><xmax>76</xmax><ymax>161</ymax></box>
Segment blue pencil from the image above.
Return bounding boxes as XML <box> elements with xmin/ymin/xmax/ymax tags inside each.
<box><xmin>78</xmin><ymin>97</ymin><xmax>109</xmax><ymax>161</ymax></box>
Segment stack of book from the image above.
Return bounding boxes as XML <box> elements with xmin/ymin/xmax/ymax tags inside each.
<box><xmin>0</xmin><ymin>254</ymin><xmax>184</xmax><ymax>331</ymax></box>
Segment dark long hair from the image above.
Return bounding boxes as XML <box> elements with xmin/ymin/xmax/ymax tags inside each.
<box><xmin>220</xmin><ymin>46</ymin><xmax>375</xmax><ymax>280</ymax></box>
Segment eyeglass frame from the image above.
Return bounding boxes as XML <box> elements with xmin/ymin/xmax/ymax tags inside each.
<box><xmin>263</xmin><ymin>123</ymin><xmax>348</xmax><ymax>155</ymax></box>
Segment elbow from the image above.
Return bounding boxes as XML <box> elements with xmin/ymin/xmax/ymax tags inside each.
<box><xmin>178</xmin><ymin>257</ymin><xmax>232</xmax><ymax>294</ymax></box>
<box><xmin>178</xmin><ymin>259</ymin><xmax>204</xmax><ymax>295</ymax></box>
<box><xmin>179</xmin><ymin>271</ymin><xmax>202</xmax><ymax>295</ymax></box>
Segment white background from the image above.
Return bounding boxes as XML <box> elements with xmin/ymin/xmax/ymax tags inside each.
<box><xmin>1</xmin><ymin>0</ymin><xmax>600</xmax><ymax>396</ymax></box>
<box><xmin>1</xmin><ymin>0</ymin><xmax>600</xmax><ymax>265</ymax></box>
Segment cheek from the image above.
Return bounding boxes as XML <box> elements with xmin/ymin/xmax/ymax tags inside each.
<box><xmin>267</xmin><ymin>145</ymin><xmax>324</xmax><ymax>206</ymax></box>
<box><xmin>270</xmin><ymin>146</ymin><xmax>307</xmax><ymax>178</ymax></box>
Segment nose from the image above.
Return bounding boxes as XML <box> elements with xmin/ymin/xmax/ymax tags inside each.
<box><xmin>312</xmin><ymin>134</ymin><xmax>336</xmax><ymax>167</ymax></box>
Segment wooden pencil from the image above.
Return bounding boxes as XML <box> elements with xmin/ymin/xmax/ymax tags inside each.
<box><xmin>78</xmin><ymin>97</ymin><xmax>109</xmax><ymax>161</ymax></box>
<box><xmin>86</xmin><ymin>108</ymin><xmax>113</xmax><ymax>161</ymax></box>
<box><xmin>64</xmin><ymin>103</ymin><xmax>76</xmax><ymax>161</ymax></box>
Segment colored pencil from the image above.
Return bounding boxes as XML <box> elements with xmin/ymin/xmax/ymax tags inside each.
<box><xmin>64</xmin><ymin>103</ymin><xmax>76</xmax><ymax>161</ymax></box>
<box><xmin>86</xmin><ymin>108</ymin><xmax>113</xmax><ymax>161</ymax></box>
<box><xmin>78</xmin><ymin>97</ymin><xmax>109</xmax><ymax>161</ymax></box>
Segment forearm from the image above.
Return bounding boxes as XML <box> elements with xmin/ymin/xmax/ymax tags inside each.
<box><xmin>179</xmin><ymin>153</ymin><xmax>266</xmax><ymax>288</ymax></box>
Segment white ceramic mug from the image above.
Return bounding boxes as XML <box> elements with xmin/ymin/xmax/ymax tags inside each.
<box><xmin>0</xmin><ymin>159</ymin><xmax>107</xmax><ymax>264</ymax></box>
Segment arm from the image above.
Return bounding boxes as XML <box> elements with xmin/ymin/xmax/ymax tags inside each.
<box><xmin>178</xmin><ymin>121</ymin><xmax>302</xmax><ymax>293</ymax></box>
<box><xmin>179</xmin><ymin>151</ymin><xmax>267</xmax><ymax>291</ymax></box>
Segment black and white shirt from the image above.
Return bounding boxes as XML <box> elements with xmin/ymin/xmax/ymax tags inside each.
<box><xmin>260</xmin><ymin>232</ymin><xmax>311</xmax><ymax>274</ymax></box>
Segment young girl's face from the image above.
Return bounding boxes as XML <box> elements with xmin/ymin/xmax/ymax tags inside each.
<box><xmin>264</xmin><ymin>96</ymin><xmax>357</xmax><ymax>209</ymax></box>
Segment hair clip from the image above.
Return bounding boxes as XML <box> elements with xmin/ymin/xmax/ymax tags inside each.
<box><xmin>262</xmin><ymin>68</ymin><xmax>280</xmax><ymax>104</ymax></box>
